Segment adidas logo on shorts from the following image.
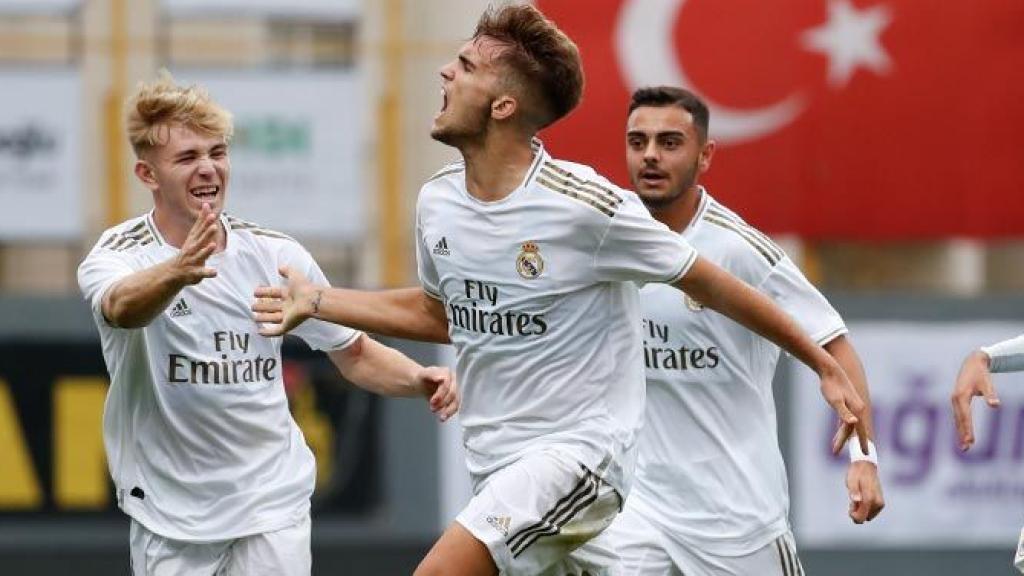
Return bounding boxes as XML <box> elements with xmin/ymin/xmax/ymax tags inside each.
<box><xmin>486</xmin><ymin>515</ymin><xmax>511</xmax><ymax>537</ymax></box>
<box><xmin>170</xmin><ymin>298</ymin><xmax>192</xmax><ymax>318</ymax></box>
<box><xmin>432</xmin><ymin>237</ymin><xmax>451</xmax><ymax>256</ymax></box>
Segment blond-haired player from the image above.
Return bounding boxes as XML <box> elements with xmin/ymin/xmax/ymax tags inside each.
<box><xmin>253</xmin><ymin>6</ymin><xmax>870</xmax><ymax>575</ymax></box>
<box><xmin>78</xmin><ymin>72</ymin><xmax>457</xmax><ymax>576</ymax></box>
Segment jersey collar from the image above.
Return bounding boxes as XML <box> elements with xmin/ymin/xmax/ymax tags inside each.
<box><xmin>522</xmin><ymin>138</ymin><xmax>548</xmax><ymax>190</ymax></box>
<box><xmin>144</xmin><ymin>211</ymin><xmax>166</xmax><ymax>246</ymax></box>
<box><xmin>681</xmin><ymin>186</ymin><xmax>711</xmax><ymax>237</ymax></box>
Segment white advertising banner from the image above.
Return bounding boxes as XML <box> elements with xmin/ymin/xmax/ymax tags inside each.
<box><xmin>792</xmin><ymin>321</ymin><xmax>1024</xmax><ymax>548</ymax></box>
<box><xmin>0</xmin><ymin>0</ymin><xmax>79</xmax><ymax>13</ymax></box>
<box><xmin>176</xmin><ymin>70</ymin><xmax>365</xmax><ymax>240</ymax></box>
<box><xmin>163</xmin><ymin>0</ymin><xmax>357</xmax><ymax>20</ymax></box>
<box><xmin>0</xmin><ymin>69</ymin><xmax>81</xmax><ymax>240</ymax></box>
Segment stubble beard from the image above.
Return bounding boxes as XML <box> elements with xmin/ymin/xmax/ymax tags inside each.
<box><xmin>431</xmin><ymin>103</ymin><xmax>491</xmax><ymax>149</ymax></box>
<box><xmin>637</xmin><ymin>156</ymin><xmax>700</xmax><ymax>211</ymax></box>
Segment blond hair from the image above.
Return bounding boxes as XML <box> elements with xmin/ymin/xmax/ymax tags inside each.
<box><xmin>126</xmin><ymin>70</ymin><xmax>233</xmax><ymax>156</ymax></box>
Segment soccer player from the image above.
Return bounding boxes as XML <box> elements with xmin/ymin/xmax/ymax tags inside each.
<box><xmin>601</xmin><ymin>86</ymin><xmax>885</xmax><ymax>575</ymax></box>
<box><xmin>952</xmin><ymin>334</ymin><xmax>1024</xmax><ymax>573</ymax></box>
<box><xmin>77</xmin><ymin>73</ymin><xmax>457</xmax><ymax>576</ymax></box>
<box><xmin>252</xmin><ymin>6</ymin><xmax>869</xmax><ymax>575</ymax></box>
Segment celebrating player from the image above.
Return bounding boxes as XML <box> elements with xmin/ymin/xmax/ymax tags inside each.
<box><xmin>601</xmin><ymin>86</ymin><xmax>884</xmax><ymax>576</ymax></box>
<box><xmin>253</xmin><ymin>6</ymin><xmax>869</xmax><ymax>575</ymax></box>
<box><xmin>77</xmin><ymin>72</ymin><xmax>456</xmax><ymax>576</ymax></box>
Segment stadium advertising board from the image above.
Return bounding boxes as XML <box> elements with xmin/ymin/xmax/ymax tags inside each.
<box><xmin>0</xmin><ymin>0</ymin><xmax>79</xmax><ymax>13</ymax></box>
<box><xmin>162</xmin><ymin>0</ymin><xmax>357</xmax><ymax>20</ymax></box>
<box><xmin>791</xmin><ymin>321</ymin><xmax>1024</xmax><ymax>547</ymax></box>
<box><xmin>0</xmin><ymin>339</ymin><xmax>378</xmax><ymax>517</ymax></box>
<box><xmin>0</xmin><ymin>69</ymin><xmax>81</xmax><ymax>240</ymax></box>
<box><xmin>537</xmin><ymin>0</ymin><xmax>1024</xmax><ymax>239</ymax></box>
<box><xmin>173</xmin><ymin>70</ymin><xmax>366</xmax><ymax>240</ymax></box>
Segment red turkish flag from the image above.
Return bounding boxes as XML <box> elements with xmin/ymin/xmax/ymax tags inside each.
<box><xmin>537</xmin><ymin>0</ymin><xmax>1024</xmax><ymax>239</ymax></box>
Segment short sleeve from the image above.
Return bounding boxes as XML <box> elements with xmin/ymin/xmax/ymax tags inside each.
<box><xmin>982</xmin><ymin>334</ymin><xmax>1024</xmax><ymax>373</ymax></box>
<box><xmin>415</xmin><ymin>207</ymin><xmax>442</xmax><ymax>301</ymax></box>
<box><xmin>593</xmin><ymin>192</ymin><xmax>698</xmax><ymax>284</ymax></box>
<box><xmin>77</xmin><ymin>240</ymin><xmax>135</xmax><ymax>326</ymax></box>
<box><xmin>278</xmin><ymin>242</ymin><xmax>361</xmax><ymax>352</ymax></box>
<box><xmin>758</xmin><ymin>256</ymin><xmax>847</xmax><ymax>345</ymax></box>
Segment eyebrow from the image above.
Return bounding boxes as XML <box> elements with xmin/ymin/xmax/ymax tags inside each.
<box><xmin>172</xmin><ymin>143</ymin><xmax>227</xmax><ymax>160</ymax></box>
<box><xmin>626</xmin><ymin>130</ymin><xmax>687</xmax><ymax>138</ymax></box>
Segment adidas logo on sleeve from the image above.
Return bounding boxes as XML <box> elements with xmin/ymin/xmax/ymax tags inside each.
<box><xmin>432</xmin><ymin>237</ymin><xmax>451</xmax><ymax>256</ymax></box>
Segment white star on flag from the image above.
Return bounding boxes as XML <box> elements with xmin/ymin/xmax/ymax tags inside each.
<box><xmin>801</xmin><ymin>0</ymin><xmax>893</xmax><ymax>88</ymax></box>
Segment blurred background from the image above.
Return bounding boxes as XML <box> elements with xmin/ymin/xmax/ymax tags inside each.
<box><xmin>0</xmin><ymin>0</ymin><xmax>1021</xmax><ymax>574</ymax></box>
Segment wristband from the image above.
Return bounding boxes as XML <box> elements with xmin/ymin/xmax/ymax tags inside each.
<box><xmin>849</xmin><ymin>437</ymin><xmax>878</xmax><ymax>466</ymax></box>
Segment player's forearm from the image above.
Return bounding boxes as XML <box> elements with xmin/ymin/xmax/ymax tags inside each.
<box><xmin>314</xmin><ymin>287</ymin><xmax>450</xmax><ymax>343</ymax></box>
<box><xmin>103</xmin><ymin>260</ymin><xmax>189</xmax><ymax>328</ymax></box>
<box><xmin>825</xmin><ymin>335</ymin><xmax>875</xmax><ymax>438</ymax></box>
<box><xmin>676</xmin><ymin>257</ymin><xmax>837</xmax><ymax>377</ymax></box>
<box><xmin>329</xmin><ymin>335</ymin><xmax>424</xmax><ymax>397</ymax></box>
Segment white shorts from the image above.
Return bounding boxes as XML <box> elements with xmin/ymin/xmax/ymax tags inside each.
<box><xmin>609</xmin><ymin>504</ymin><xmax>804</xmax><ymax>576</ymax></box>
<box><xmin>129</xmin><ymin>515</ymin><xmax>311</xmax><ymax>576</ymax></box>
<box><xmin>456</xmin><ymin>449</ymin><xmax>623</xmax><ymax>576</ymax></box>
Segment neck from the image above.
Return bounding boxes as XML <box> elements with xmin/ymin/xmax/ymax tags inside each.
<box><xmin>649</xmin><ymin>185</ymin><xmax>703</xmax><ymax>233</ymax></box>
<box><xmin>459</xmin><ymin>131</ymin><xmax>536</xmax><ymax>202</ymax></box>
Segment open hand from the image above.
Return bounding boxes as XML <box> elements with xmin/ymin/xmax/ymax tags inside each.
<box><xmin>173</xmin><ymin>202</ymin><xmax>219</xmax><ymax>285</ymax></box>
<box><xmin>252</xmin><ymin>266</ymin><xmax>320</xmax><ymax>336</ymax></box>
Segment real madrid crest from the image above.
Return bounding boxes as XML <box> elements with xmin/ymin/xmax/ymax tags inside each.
<box><xmin>516</xmin><ymin>241</ymin><xmax>545</xmax><ymax>279</ymax></box>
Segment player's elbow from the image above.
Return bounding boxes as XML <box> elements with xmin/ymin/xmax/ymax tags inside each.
<box><xmin>103</xmin><ymin>294</ymin><xmax>150</xmax><ymax>329</ymax></box>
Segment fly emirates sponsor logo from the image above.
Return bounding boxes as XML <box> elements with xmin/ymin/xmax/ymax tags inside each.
<box><xmin>447</xmin><ymin>279</ymin><xmax>547</xmax><ymax>337</ymax></box>
<box><xmin>642</xmin><ymin>319</ymin><xmax>719</xmax><ymax>370</ymax></box>
<box><xmin>167</xmin><ymin>331</ymin><xmax>278</xmax><ymax>385</ymax></box>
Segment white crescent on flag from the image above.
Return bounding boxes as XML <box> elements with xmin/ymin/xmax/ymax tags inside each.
<box><xmin>614</xmin><ymin>0</ymin><xmax>807</xmax><ymax>144</ymax></box>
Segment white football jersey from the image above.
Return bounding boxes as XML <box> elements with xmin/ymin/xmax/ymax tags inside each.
<box><xmin>416</xmin><ymin>142</ymin><xmax>697</xmax><ymax>496</ymax></box>
<box><xmin>628</xmin><ymin>189</ymin><xmax>846</xmax><ymax>556</ymax></box>
<box><xmin>78</xmin><ymin>212</ymin><xmax>359</xmax><ymax>542</ymax></box>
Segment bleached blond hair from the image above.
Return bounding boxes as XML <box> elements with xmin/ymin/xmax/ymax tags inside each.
<box><xmin>126</xmin><ymin>70</ymin><xmax>233</xmax><ymax>156</ymax></box>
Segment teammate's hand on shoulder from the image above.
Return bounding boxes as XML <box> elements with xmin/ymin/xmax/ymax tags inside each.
<box><xmin>171</xmin><ymin>203</ymin><xmax>219</xmax><ymax>285</ymax></box>
<box><xmin>417</xmin><ymin>366</ymin><xmax>458</xmax><ymax>422</ymax></box>
<box><xmin>252</xmin><ymin>266</ymin><xmax>318</xmax><ymax>336</ymax></box>
<box><xmin>846</xmin><ymin>460</ymin><xmax>884</xmax><ymax>524</ymax></box>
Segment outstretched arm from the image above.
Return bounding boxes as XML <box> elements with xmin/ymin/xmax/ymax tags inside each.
<box><xmin>104</xmin><ymin>204</ymin><xmax>220</xmax><ymax>328</ymax></box>
<box><xmin>328</xmin><ymin>334</ymin><xmax>457</xmax><ymax>422</ymax></box>
<box><xmin>253</xmin><ymin>267</ymin><xmax>450</xmax><ymax>343</ymax></box>
<box><xmin>674</xmin><ymin>256</ymin><xmax>869</xmax><ymax>454</ymax></box>
<box><xmin>825</xmin><ymin>335</ymin><xmax>884</xmax><ymax>524</ymax></box>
